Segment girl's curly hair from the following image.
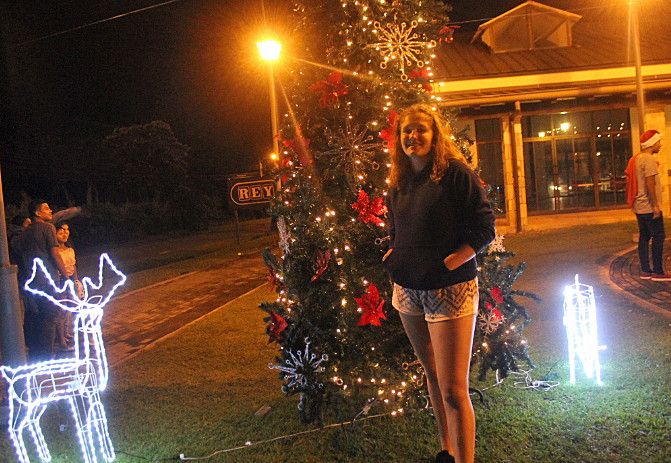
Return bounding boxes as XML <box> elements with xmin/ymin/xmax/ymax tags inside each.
<box><xmin>388</xmin><ymin>104</ymin><xmax>465</xmax><ymax>189</ymax></box>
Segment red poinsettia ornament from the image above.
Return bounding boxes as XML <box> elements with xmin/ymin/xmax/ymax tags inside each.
<box><xmin>356</xmin><ymin>283</ymin><xmax>387</xmax><ymax>326</ymax></box>
<box><xmin>267</xmin><ymin>266</ymin><xmax>285</xmax><ymax>292</ymax></box>
<box><xmin>379</xmin><ymin>110</ymin><xmax>399</xmax><ymax>152</ymax></box>
<box><xmin>283</xmin><ymin>127</ymin><xmax>312</xmax><ymax>167</ymax></box>
<box><xmin>491</xmin><ymin>286</ymin><xmax>504</xmax><ymax>304</ymax></box>
<box><xmin>409</xmin><ymin>69</ymin><xmax>433</xmax><ymax>92</ymax></box>
<box><xmin>268</xmin><ymin>309</ymin><xmax>288</xmax><ymax>344</ymax></box>
<box><xmin>311</xmin><ymin>249</ymin><xmax>331</xmax><ymax>282</ymax></box>
<box><xmin>351</xmin><ymin>190</ymin><xmax>387</xmax><ymax>227</ymax></box>
<box><xmin>309</xmin><ymin>71</ymin><xmax>348</xmax><ymax>108</ymax></box>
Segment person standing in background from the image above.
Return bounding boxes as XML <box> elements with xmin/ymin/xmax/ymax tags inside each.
<box><xmin>626</xmin><ymin>129</ymin><xmax>671</xmax><ymax>282</ymax></box>
<box><xmin>13</xmin><ymin>200</ymin><xmax>70</xmax><ymax>361</ymax></box>
<box><xmin>54</xmin><ymin>222</ymin><xmax>80</xmax><ymax>353</ymax></box>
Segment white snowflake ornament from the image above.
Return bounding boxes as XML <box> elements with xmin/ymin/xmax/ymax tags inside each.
<box><xmin>367</xmin><ymin>20</ymin><xmax>436</xmax><ymax>80</ymax></box>
<box><xmin>315</xmin><ymin>118</ymin><xmax>381</xmax><ymax>185</ymax></box>
<box><xmin>269</xmin><ymin>339</ymin><xmax>329</xmax><ymax>394</ymax></box>
<box><xmin>478</xmin><ymin>311</ymin><xmax>506</xmax><ymax>335</ymax></box>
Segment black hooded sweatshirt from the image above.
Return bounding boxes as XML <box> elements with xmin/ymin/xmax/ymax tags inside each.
<box><xmin>384</xmin><ymin>159</ymin><xmax>496</xmax><ymax>290</ymax></box>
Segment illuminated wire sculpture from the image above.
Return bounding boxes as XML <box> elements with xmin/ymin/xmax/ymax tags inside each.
<box><xmin>563</xmin><ymin>274</ymin><xmax>606</xmax><ymax>386</ymax></box>
<box><xmin>0</xmin><ymin>253</ymin><xmax>126</xmax><ymax>463</ymax></box>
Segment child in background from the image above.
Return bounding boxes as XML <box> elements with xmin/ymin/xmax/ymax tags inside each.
<box><xmin>54</xmin><ymin>222</ymin><xmax>79</xmax><ymax>352</ymax></box>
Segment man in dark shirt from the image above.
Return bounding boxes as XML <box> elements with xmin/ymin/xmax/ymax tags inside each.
<box><xmin>14</xmin><ymin>200</ymin><xmax>69</xmax><ymax>361</ymax></box>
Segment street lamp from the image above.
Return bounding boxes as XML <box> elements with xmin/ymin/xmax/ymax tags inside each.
<box><xmin>257</xmin><ymin>40</ymin><xmax>282</xmax><ymax>165</ymax></box>
<box><xmin>0</xmin><ymin>155</ymin><xmax>27</xmax><ymax>366</ymax></box>
<box><xmin>629</xmin><ymin>1</ymin><xmax>646</xmax><ymax>135</ymax></box>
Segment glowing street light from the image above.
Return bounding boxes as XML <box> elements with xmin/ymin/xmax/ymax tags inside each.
<box><xmin>257</xmin><ymin>40</ymin><xmax>282</xmax><ymax>162</ymax></box>
<box><xmin>257</xmin><ymin>40</ymin><xmax>281</xmax><ymax>61</ymax></box>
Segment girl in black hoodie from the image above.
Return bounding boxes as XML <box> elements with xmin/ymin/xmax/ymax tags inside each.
<box><xmin>383</xmin><ymin>104</ymin><xmax>495</xmax><ymax>463</ymax></box>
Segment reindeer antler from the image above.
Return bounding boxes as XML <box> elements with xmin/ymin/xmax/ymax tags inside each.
<box><xmin>80</xmin><ymin>253</ymin><xmax>126</xmax><ymax>308</ymax></box>
<box><xmin>25</xmin><ymin>253</ymin><xmax>126</xmax><ymax>311</ymax></box>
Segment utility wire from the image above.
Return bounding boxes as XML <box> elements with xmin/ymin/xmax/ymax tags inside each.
<box><xmin>3</xmin><ymin>0</ymin><xmax>187</xmax><ymax>51</ymax></box>
<box><xmin>4</xmin><ymin>0</ymin><xmax>639</xmax><ymax>51</ymax></box>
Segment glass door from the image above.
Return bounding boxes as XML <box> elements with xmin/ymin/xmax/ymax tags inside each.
<box><xmin>522</xmin><ymin>109</ymin><xmax>632</xmax><ymax>213</ymax></box>
<box><xmin>524</xmin><ymin>140</ymin><xmax>554</xmax><ymax>212</ymax></box>
<box><xmin>555</xmin><ymin>139</ymin><xmax>576</xmax><ymax>209</ymax></box>
<box><xmin>597</xmin><ymin>136</ymin><xmax>631</xmax><ymax>206</ymax></box>
<box><xmin>526</xmin><ymin>137</ymin><xmax>595</xmax><ymax>212</ymax></box>
<box><xmin>555</xmin><ymin>137</ymin><xmax>594</xmax><ymax>209</ymax></box>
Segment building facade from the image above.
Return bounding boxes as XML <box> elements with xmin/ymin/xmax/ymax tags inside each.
<box><xmin>433</xmin><ymin>1</ymin><xmax>671</xmax><ymax>232</ymax></box>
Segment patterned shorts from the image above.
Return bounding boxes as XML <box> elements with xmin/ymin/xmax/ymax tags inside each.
<box><xmin>392</xmin><ymin>278</ymin><xmax>479</xmax><ymax>323</ymax></box>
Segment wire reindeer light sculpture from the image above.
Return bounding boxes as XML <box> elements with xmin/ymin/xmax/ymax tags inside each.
<box><xmin>0</xmin><ymin>253</ymin><xmax>126</xmax><ymax>463</ymax></box>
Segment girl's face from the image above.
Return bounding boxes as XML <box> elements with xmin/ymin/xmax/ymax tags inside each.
<box><xmin>56</xmin><ymin>225</ymin><xmax>70</xmax><ymax>245</ymax></box>
<box><xmin>400</xmin><ymin>112</ymin><xmax>434</xmax><ymax>159</ymax></box>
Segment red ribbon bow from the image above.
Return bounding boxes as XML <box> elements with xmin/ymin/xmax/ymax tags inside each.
<box><xmin>439</xmin><ymin>25</ymin><xmax>460</xmax><ymax>42</ymax></box>
<box><xmin>409</xmin><ymin>69</ymin><xmax>433</xmax><ymax>92</ymax></box>
<box><xmin>283</xmin><ymin>128</ymin><xmax>312</xmax><ymax>167</ymax></box>
<box><xmin>379</xmin><ymin>110</ymin><xmax>399</xmax><ymax>152</ymax></box>
<box><xmin>267</xmin><ymin>267</ymin><xmax>285</xmax><ymax>292</ymax></box>
<box><xmin>311</xmin><ymin>249</ymin><xmax>331</xmax><ymax>282</ymax></box>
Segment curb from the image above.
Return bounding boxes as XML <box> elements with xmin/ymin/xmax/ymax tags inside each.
<box><xmin>604</xmin><ymin>244</ymin><xmax>671</xmax><ymax>320</ymax></box>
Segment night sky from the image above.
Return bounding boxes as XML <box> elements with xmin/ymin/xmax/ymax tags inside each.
<box><xmin>0</xmin><ymin>0</ymin><xmax>498</xmax><ymax>204</ymax></box>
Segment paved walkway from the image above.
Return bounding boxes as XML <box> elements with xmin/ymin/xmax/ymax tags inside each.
<box><xmin>86</xmin><ymin>220</ymin><xmax>272</xmax><ymax>366</ymax></box>
<box><xmin>609</xmin><ymin>239</ymin><xmax>671</xmax><ymax>317</ymax></box>
<box><xmin>103</xmin><ymin>252</ymin><xmax>268</xmax><ymax>366</ymax></box>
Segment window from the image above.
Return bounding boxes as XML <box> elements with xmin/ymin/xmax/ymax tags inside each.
<box><xmin>473</xmin><ymin>1</ymin><xmax>581</xmax><ymax>54</ymax></box>
<box><xmin>475</xmin><ymin>118</ymin><xmax>505</xmax><ymax>213</ymax></box>
<box><xmin>521</xmin><ymin>109</ymin><xmax>631</xmax><ymax>213</ymax></box>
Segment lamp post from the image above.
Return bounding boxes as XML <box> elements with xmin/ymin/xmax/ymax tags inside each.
<box><xmin>0</xmin><ymin>151</ymin><xmax>27</xmax><ymax>366</ymax></box>
<box><xmin>257</xmin><ymin>40</ymin><xmax>282</xmax><ymax>164</ymax></box>
<box><xmin>630</xmin><ymin>1</ymin><xmax>646</xmax><ymax>135</ymax></box>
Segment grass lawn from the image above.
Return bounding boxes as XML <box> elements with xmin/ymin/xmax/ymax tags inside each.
<box><xmin>1</xmin><ymin>220</ymin><xmax>670</xmax><ymax>462</ymax></box>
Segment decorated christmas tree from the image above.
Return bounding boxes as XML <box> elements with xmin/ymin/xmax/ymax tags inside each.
<box><xmin>259</xmin><ymin>0</ymin><xmax>536</xmax><ymax>425</ymax></box>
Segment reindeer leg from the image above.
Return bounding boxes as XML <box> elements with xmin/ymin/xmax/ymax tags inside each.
<box><xmin>69</xmin><ymin>395</ymin><xmax>97</xmax><ymax>463</ymax></box>
<box><xmin>88</xmin><ymin>392</ymin><xmax>115</xmax><ymax>462</ymax></box>
<box><xmin>28</xmin><ymin>404</ymin><xmax>51</xmax><ymax>463</ymax></box>
<box><xmin>7</xmin><ymin>400</ymin><xmax>32</xmax><ymax>463</ymax></box>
